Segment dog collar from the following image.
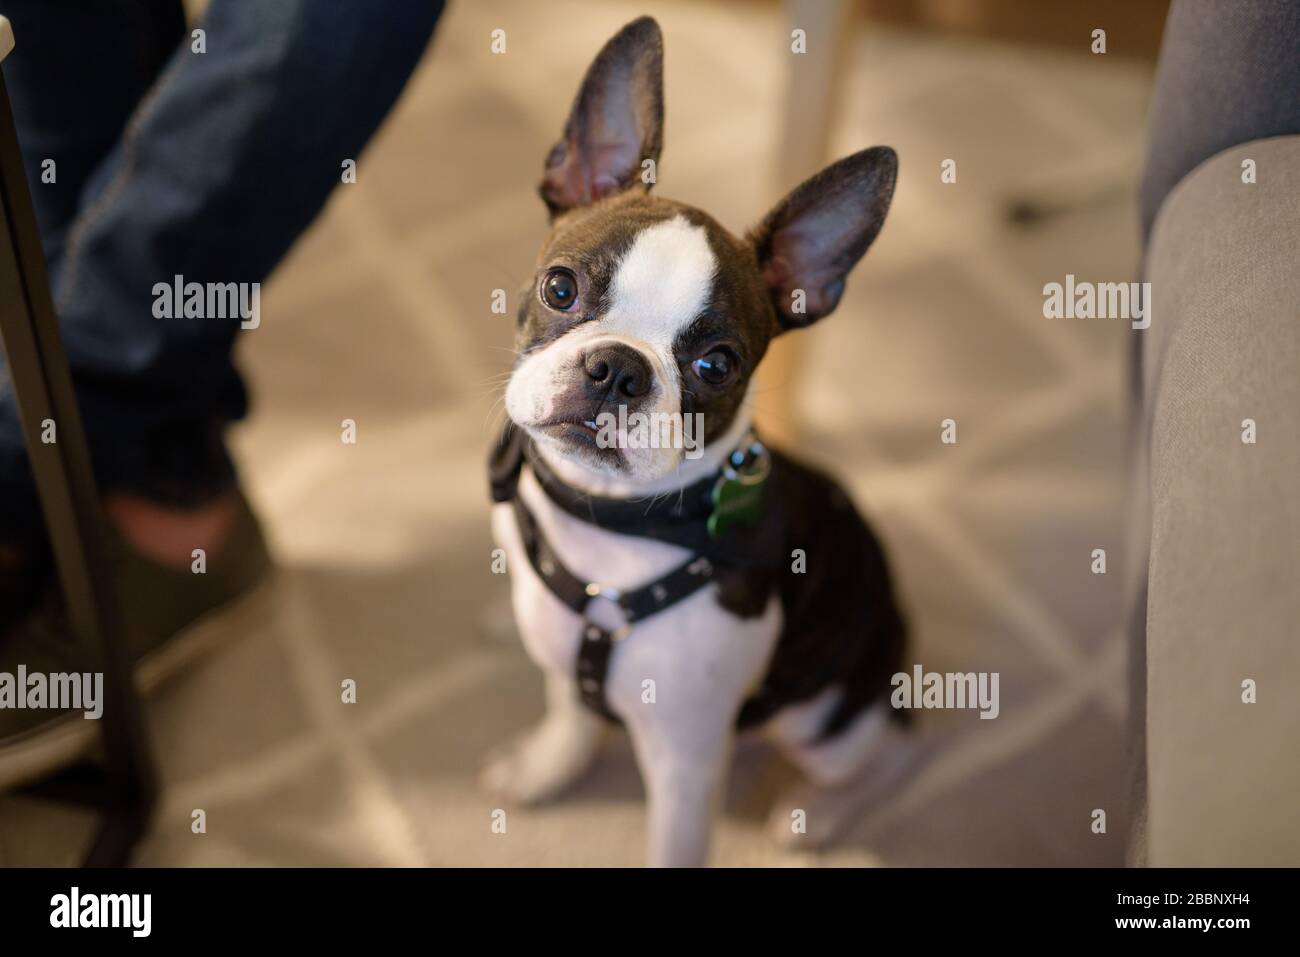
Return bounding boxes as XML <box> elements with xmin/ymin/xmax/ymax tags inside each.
<box><xmin>489</xmin><ymin>424</ymin><xmax>780</xmax><ymax>567</ymax></box>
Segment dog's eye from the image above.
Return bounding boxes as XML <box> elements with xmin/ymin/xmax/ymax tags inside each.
<box><xmin>692</xmin><ymin>349</ymin><xmax>735</xmax><ymax>386</ymax></box>
<box><xmin>540</xmin><ymin>268</ymin><xmax>579</xmax><ymax>311</ymax></box>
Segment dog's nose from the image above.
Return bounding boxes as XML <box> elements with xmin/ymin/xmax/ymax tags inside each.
<box><xmin>584</xmin><ymin>345</ymin><xmax>652</xmax><ymax>399</ymax></box>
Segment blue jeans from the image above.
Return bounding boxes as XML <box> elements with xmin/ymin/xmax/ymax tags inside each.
<box><xmin>0</xmin><ymin>0</ymin><xmax>443</xmax><ymax>543</ymax></box>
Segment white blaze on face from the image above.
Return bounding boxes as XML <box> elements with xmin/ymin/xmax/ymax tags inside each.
<box><xmin>506</xmin><ymin>215</ymin><xmax>718</xmax><ymax>483</ymax></box>
<box><xmin>604</xmin><ymin>215</ymin><xmax>717</xmax><ymax>370</ymax></box>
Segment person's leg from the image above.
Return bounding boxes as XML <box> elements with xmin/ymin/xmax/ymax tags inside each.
<box><xmin>0</xmin><ymin>0</ymin><xmax>445</xmax><ymax>784</ymax></box>
<box><xmin>0</xmin><ymin>0</ymin><xmax>186</xmax><ymax>607</ymax></box>
<box><xmin>0</xmin><ymin>0</ymin><xmax>444</xmax><ymax>551</ymax></box>
<box><xmin>1</xmin><ymin>1</ymin><xmax>186</xmax><ymax>277</ymax></box>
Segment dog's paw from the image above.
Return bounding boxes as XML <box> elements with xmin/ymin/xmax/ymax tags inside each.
<box><xmin>766</xmin><ymin>782</ymin><xmax>853</xmax><ymax>851</ymax></box>
<box><xmin>767</xmin><ymin>732</ymin><xmax>928</xmax><ymax>851</ymax></box>
<box><xmin>478</xmin><ymin>723</ymin><xmax>598</xmax><ymax>805</ymax></box>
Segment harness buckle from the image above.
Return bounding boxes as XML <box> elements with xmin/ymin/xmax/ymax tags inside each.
<box><xmin>584</xmin><ymin>581</ymin><xmax>622</xmax><ymax>603</ymax></box>
<box><xmin>581</xmin><ymin>618</ymin><xmax>632</xmax><ymax>643</ymax></box>
<box><xmin>584</xmin><ymin>583</ymin><xmax>632</xmax><ymax>641</ymax></box>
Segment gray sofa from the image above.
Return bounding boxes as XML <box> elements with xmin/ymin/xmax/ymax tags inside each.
<box><xmin>1131</xmin><ymin>135</ymin><xmax>1300</xmax><ymax>865</ymax></box>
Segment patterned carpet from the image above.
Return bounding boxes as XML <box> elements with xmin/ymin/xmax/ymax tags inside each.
<box><xmin>0</xmin><ymin>0</ymin><xmax>1151</xmax><ymax>866</ymax></box>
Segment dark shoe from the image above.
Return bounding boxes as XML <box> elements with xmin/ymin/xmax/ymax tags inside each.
<box><xmin>0</xmin><ymin>488</ymin><xmax>273</xmax><ymax>791</ymax></box>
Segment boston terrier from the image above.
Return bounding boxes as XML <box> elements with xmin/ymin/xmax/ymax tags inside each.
<box><xmin>485</xmin><ymin>16</ymin><xmax>907</xmax><ymax>867</ymax></box>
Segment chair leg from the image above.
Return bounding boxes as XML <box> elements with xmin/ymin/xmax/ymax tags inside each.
<box><xmin>760</xmin><ymin>0</ymin><xmax>857</xmax><ymax>447</ymax></box>
<box><xmin>0</xmin><ymin>43</ymin><xmax>156</xmax><ymax>866</ymax></box>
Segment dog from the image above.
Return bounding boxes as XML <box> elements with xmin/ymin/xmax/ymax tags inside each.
<box><xmin>485</xmin><ymin>16</ymin><xmax>907</xmax><ymax>867</ymax></box>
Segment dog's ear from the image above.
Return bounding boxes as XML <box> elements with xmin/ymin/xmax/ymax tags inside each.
<box><xmin>750</xmin><ymin>147</ymin><xmax>897</xmax><ymax>329</ymax></box>
<box><xmin>539</xmin><ymin>17</ymin><xmax>664</xmax><ymax>216</ymax></box>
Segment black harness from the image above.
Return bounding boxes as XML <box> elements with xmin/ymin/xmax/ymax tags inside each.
<box><xmin>489</xmin><ymin>426</ymin><xmax>778</xmax><ymax>722</ymax></box>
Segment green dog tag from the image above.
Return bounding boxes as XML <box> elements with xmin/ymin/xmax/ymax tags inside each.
<box><xmin>708</xmin><ymin>474</ymin><xmax>765</xmax><ymax>538</ymax></box>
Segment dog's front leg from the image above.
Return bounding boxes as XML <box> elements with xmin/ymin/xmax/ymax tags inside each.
<box><xmin>624</xmin><ymin>708</ymin><xmax>733</xmax><ymax>867</ymax></box>
<box><xmin>480</xmin><ymin>670</ymin><xmax>605</xmax><ymax>805</ymax></box>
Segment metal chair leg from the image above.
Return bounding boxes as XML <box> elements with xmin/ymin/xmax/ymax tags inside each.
<box><xmin>0</xmin><ymin>19</ymin><xmax>156</xmax><ymax>867</ymax></box>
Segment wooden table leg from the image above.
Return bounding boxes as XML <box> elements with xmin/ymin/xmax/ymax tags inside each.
<box><xmin>757</xmin><ymin>0</ymin><xmax>856</xmax><ymax>449</ymax></box>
